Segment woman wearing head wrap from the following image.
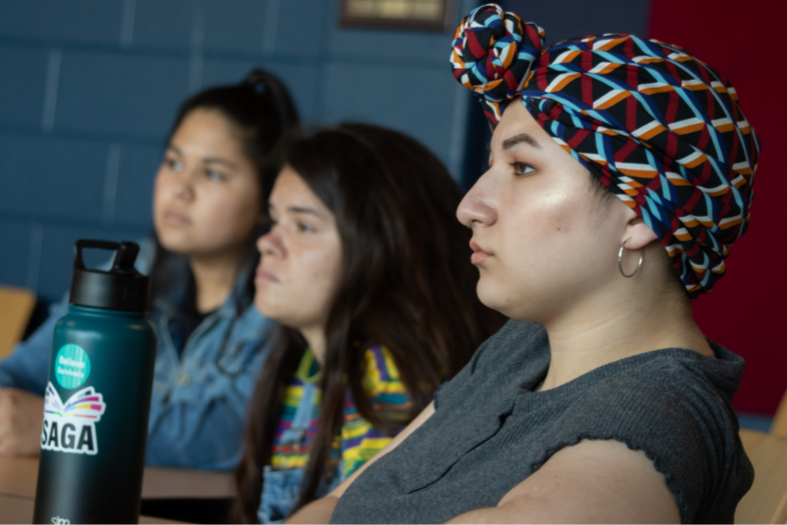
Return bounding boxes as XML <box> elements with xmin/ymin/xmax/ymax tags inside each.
<box><xmin>286</xmin><ymin>4</ymin><xmax>760</xmax><ymax>524</ymax></box>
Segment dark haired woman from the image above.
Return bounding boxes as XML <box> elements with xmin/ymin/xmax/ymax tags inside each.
<box><xmin>0</xmin><ymin>70</ymin><xmax>298</xmax><ymax>470</ymax></box>
<box><xmin>287</xmin><ymin>4</ymin><xmax>761</xmax><ymax>524</ymax></box>
<box><xmin>231</xmin><ymin>123</ymin><xmax>503</xmax><ymax>522</ymax></box>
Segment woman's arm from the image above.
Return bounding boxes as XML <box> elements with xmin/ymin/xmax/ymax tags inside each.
<box><xmin>0</xmin><ymin>293</ymin><xmax>68</xmax><ymax>394</ymax></box>
<box><xmin>446</xmin><ymin>439</ymin><xmax>680</xmax><ymax>524</ymax></box>
<box><xmin>0</xmin><ymin>293</ymin><xmax>70</xmax><ymax>455</ymax></box>
<box><xmin>286</xmin><ymin>401</ymin><xmax>436</xmax><ymax>524</ymax></box>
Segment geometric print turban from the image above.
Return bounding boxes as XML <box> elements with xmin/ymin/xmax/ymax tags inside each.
<box><xmin>450</xmin><ymin>3</ymin><xmax>761</xmax><ymax>296</ymax></box>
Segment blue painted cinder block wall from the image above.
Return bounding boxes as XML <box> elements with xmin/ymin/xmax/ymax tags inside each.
<box><xmin>0</xmin><ymin>0</ymin><xmax>479</xmax><ymax>304</ymax></box>
<box><xmin>0</xmin><ymin>0</ymin><xmax>651</xmax><ymax>306</ymax></box>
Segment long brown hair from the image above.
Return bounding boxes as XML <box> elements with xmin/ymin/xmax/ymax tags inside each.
<box><xmin>232</xmin><ymin>124</ymin><xmax>504</xmax><ymax>522</ymax></box>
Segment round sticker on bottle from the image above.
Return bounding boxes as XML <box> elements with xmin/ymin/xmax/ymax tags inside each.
<box><xmin>54</xmin><ymin>344</ymin><xmax>91</xmax><ymax>389</ymax></box>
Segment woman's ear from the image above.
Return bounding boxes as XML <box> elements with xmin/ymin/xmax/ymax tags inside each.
<box><xmin>622</xmin><ymin>215</ymin><xmax>658</xmax><ymax>250</ymax></box>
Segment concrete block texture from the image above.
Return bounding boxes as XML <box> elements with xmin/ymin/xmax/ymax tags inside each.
<box><xmin>0</xmin><ymin>0</ymin><xmax>125</xmax><ymax>44</ymax></box>
<box><xmin>113</xmin><ymin>143</ymin><xmax>161</xmax><ymax>228</ymax></box>
<box><xmin>323</xmin><ymin>62</ymin><xmax>459</xmax><ymax>168</ymax></box>
<box><xmin>131</xmin><ymin>0</ymin><xmax>197</xmax><ymax>51</ymax></box>
<box><xmin>202</xmin><ymin>0</ymin><xmax>269</xmax><ymax>54</ymax></box>
<box><xmin>501</xmin><ymin>0</ymin><xmax>650</xmax><ymax>45</ymax></box>
<box><xmin>0</xmin><ymin>222</ymin><xmax>33</xmax><ymax>289</ymax></box>
<box><xmin>56</xmin><ymin>51</ymin><xmax>190</xmax><ymax>138</ymax></box>
<box><xmin>0</xmin><ymin>134</ymin><xmax>107</xmax><ymax>221</ymax></box>
<box><xmin>0</xmin><ymin>0</ymin><xmax>485</xmax><ymax>301</ymax></box>
<box><xmin>0</xmin><ymin>47</ymin><xmax>48</xmax><ymax>128</ymax></box>
<box><xmin>201</xmin><ymin>0</ymin><xmax>322</xmax><ymax>57</ymax></box>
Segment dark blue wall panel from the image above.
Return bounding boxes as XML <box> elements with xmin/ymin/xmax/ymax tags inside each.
<box><xmin>0</xmin><ymin>134</ymin><xmax>107</xmax><ymax>220</ymax></box>
<box><xmin>274</xmin><ymin>0</ymin><xmax>327</xmax><ymax>59</ymax></box>
<box><xmin>132</xmin><ymin>0</ymin><xmax>197</xmax><ymax>51</ymax></box>
<box><xmin>502</xmin><ymin>0</ymin><xmax>650</xmax><ymax>45</ymax></box>
<box><xmin>203</xmin><ymin>0</ymin><xmax>270</xmax><ymax>53</ymax></box>
<box><xmin>0</xmin><ymin>222</ymin><xmax>33</xmax><ymax>287</ymax></box>
<box><xmin>0</xmin><ymin>0</ymin><xmax>655</xmax><ymax>308</ymax></box>
<box><xmin>323</xmin><ymin>63</ymin><xmax>458</xmax><ymax>167</ymax></box>
<box><xmin>0</xmin><ymin>48</ymin><xmax>48</xmax><ymax>128</ymax></box>
<box><xmin>330</xmin><ymin>22</ymin><xmax>454</xmax><ymax>63</ymax></box>
<box><xmin>113</xmin><ymin>144</ymin><xmax>161</xmax><ymax>228</ymax></box>
<box><xmin>56</xmin><ymin>52</ymin><xmax>190</xmax><ymax>138</ymax></box>
<box><xmin>0</xmin><ymin>0</ymin><xmax>482</xmax><ymax>306</ymax></box>
<box><xmin>203</xmin><ymin>0</ymin><xmax>326</xmax><ymax>58</ymax></box>
<box><xmin>0</xmin><ymin>0</ymin><xmax>124</xmax><ymax>44</ymax></box>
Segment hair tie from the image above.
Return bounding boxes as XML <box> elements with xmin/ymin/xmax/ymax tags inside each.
<box><xmin>241</xmin><ymin>69</ymin><xmax>268</xmax><ymax>96</ymax></box>
<box><xmin>450</xmin><ymin>3</ymin><xmax>545</xmax><ymax>125</ymax></box>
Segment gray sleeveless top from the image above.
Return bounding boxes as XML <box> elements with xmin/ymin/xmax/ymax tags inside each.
<box><xmin>331</xmin><ymin>320</ymin><xmax>753</xmax><ymax>524</ymax></box>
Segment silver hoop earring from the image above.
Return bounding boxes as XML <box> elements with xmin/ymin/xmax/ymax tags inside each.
<box><xmin>618</xmin><ymin>239</ymin><xmax>643</xmax><ymax>278</ymax></box>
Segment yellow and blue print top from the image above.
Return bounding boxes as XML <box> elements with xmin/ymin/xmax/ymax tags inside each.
<box><xmin>270</xmin><ymin>346</ymin><xmax>411</xmax><ymax>478</ymax></box>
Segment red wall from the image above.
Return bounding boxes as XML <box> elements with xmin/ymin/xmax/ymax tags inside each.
<box><xmin>648</xmin><ymin>0</ymin><xmax>787</xmax><ymax>414</ymax></box>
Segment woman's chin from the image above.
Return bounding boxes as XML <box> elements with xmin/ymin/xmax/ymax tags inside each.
<box><xmin>476</xmin><ymin>279</ymin><xmax>500</xmax><ymax>308</ymax></box>
<box><xmin>253</xmin><ymin>295</ymin><xmax>275</xmax><ymax>318</ymax></box>
<box><xmin>252</xmin><ymin>296</ymin><xmax>290</xmax><ymax>324</ymax></box>
<box><xmin>156</xmin><ymin>231</ymin><xmax>195</xmax><ymax>255</ymax></box>
<box><xmin>476</xmin><ymin>281</ymin><xmax>519</xmax><ymax>319</ymax></box>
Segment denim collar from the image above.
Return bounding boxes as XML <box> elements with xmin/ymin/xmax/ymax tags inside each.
<box><xmin>152</xmin><ymin>255</ymin><xmax>255</xmax><ymax>321</ymax></box>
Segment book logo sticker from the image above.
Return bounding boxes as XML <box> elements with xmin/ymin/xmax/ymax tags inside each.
<box><xmin>41</xmin><ymin>382</ymin><xmax>106</xmax><ymax>455</ymax></box>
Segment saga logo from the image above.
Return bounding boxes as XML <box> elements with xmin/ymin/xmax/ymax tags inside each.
<box><xmin>41</xmin><ymin>382</ymin><xmax>106</xmax><ymax>455</ymax></box>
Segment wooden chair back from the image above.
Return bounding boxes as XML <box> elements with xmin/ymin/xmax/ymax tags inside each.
<box><xmin>0</xmin><ymin>285</ymin><xmax>36</xmax><ymax>359</ymax></box>
<box><xmin>772</xmin><ymin>389</ymin><xmax>787</xmax><ymax>438</ymax></box>
<box><xmin>736</xmin><ymin>429</ymin><xmax>787</xmax><ymax>523</ymax></box>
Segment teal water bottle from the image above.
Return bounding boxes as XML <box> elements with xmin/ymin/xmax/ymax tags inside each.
<box><xmin>33</xmin><ymin>240</ymin><xmax>157</xmax><ymax>524</ymax></box>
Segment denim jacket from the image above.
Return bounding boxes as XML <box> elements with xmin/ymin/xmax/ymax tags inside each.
<box><xmin>0</xmin><ymin>239</ymin><xmax>272</xmax><ymax>470</ymax></box>
<box><xmin>258</xmin><ymin>380</ymin><xmax>343</xmax><ymax>524</ymax></box>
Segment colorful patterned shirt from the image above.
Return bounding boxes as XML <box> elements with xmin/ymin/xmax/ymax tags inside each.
<box><xmin>270</xmin><ymin>346</ymin><xmax>411</xmax><ymax>479</ymax></box>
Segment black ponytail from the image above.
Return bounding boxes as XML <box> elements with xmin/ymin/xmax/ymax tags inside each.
<box><xmin>241</xmin><ymin>69</ymin><xmax>299</xmax><ymax>135</ymax></box>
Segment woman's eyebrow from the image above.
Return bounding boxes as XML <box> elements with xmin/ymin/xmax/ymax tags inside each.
<box><xmin>166</xmin><ymin>145</ymin><xmax>183</xmax><ymax>156</ymax></box>
<box><xmin>203</xmin><ymin>157</ymin><xmax>239</xmax><ymax>170</ymax></box>
<box><xmin>502</xmin><ymin>133</ymin><xmax>542</xmax><ymax>151</ymax></box>
<box><xmin>287</xmin><ymin>206</ymin><xmax>322</xmax><ymax>218</ymax></box>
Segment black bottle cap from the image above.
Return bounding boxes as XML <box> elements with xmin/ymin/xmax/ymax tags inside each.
<box><xmin>69</xmin><ymin>240</ymin><xmax>150</xmax><ymax>312</ymax></box>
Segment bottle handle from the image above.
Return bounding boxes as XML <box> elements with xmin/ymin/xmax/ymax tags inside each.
<box><xmin>73</xmin><ymin>240</ymin><xmax>140</xmax><ymax>273</ymax></box>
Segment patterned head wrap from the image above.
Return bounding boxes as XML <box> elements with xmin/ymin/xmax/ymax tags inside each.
<box><xmin>450</xmin><ymin>4</ymin><xmax>760</xmax><ymax>296</ymax></box>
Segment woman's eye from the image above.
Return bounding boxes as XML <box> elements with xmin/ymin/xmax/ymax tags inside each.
<box><xmin>206</xmin><ymin>169</ymin><xmax>226</xmax><ymax>181</ymax></box>
<box><xmin>297</xmin><ymin>222</ymin><xmax>314</xmax><ymax>233</ymax></box>
<box><xmin>511</xmin><ymin>162</ymin><xmax>536</xmax><ymax>176</ymax></box>
<box><xmin>165</xmin><ymin>158</ymin><xmax>183</xmax><ymax>171</ymax></box>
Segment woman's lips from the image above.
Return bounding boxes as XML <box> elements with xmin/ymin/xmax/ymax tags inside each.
<box><xmin>163</xmin><ymin>210</ymin><xmax>191</xmax><ymax>226</ymax></box>
<box><xmin>255</xmin><ymin>267</ymin><xmax>280</xmax><ymax>284</ymax></box>
<box><xmin>470</xmin><ymin>241</ymin><xmax>492</xmax><ymax>265</ymax></box>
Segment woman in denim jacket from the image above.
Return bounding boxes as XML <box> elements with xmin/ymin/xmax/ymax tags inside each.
<box><xmin>230</xmin><ymin>124</ymin><xmax>504</xmax><ymax>522</ymax></box>
<box><xmin>0</xmin><ymin>69</ymin><xmax>298</xmax><ymax>470</ymax></box>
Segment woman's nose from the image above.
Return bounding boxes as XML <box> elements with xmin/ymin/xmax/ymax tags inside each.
<box><xmin>456</xmin><ymin>171</ymin><xmax>497</xmax><ymax>228</ymax></box>
<box><xmin>257</xmin><ymin>227</ymin><xmax>283</xmax><ymax>257</ymax></box>
<box><xmin>171</xmin><ymin>170</ymin><xmax>195</xmax><ymax>201</ymax></box>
